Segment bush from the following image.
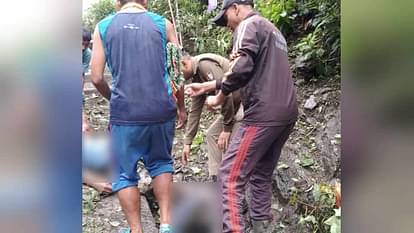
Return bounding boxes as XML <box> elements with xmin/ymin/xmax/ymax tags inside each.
<box><xmin>257</xmin><ymin>0</ymin><xmax>340</xmax><ymax>81</ymax></box>
<box><xmin>82</xmin><ymin>0</ymin><xmax>340</xmax><ymax>81</ymax></box>
<box><xmin>83</xmin><ymin>0</ymin><xmax>116</xmax><ymax>32</ymax></box>
<box><xmin>150</xmin><ymin>0</ymin><xmax>231</xmax><ymax>56</ymax></box>
<box><xmin>291</xmin><ymin>183</ymin><xmax>341</xmax><ymax>233</ymax></box>
<box><xmin>256</xmin><ymin>0</ymin><xmax>297</xmax><ymax>35</ymax></box>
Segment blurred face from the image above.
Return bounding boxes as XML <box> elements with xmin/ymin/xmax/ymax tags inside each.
<box><xmin>140</xmin><ymin>0</ymin><xmax>148</xmax><ymax>8</ymax></box>
<box><xmin>181</xmin><ymin>59</ymin><xmax>193</xmax><ymax>81</ymax></box>
<box><xmin>224</xmin><ymin>4</ymin><xmax>240</xmax><ymax>31</ymax></box>
<box><xmin>115</xmin><ymin>0</ymin><xmax>122</xmax><ymax>11</ymax></box>
<box><xmin>82</xmin><ymin>41</ymin><xmax>89</xmax><ymax>50</ymax></box>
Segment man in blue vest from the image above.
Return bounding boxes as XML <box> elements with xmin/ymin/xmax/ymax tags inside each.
<box><xmin>90</xmin><ymin>1</ymin><xmax>186</xmax><ymax>232</ymax></box>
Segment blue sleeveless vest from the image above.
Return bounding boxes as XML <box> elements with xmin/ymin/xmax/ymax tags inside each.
<box><xmin>98</xmin><ymin>11</ymin><xmax>176</xmax><ymax>125</ymax></box>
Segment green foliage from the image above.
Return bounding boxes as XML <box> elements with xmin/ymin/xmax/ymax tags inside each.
<box><xmin>293</xmin><ymin>27</ymin><xmax>334</xmax><ymax>80</ymax></box>
<box><xmin>150</xmin><ymin>0</ymin><xmax>231</xmax><ymax>56</ymax></box>
<box><xmin>293</xmin><ymin>0</ymin><xmax>340</xmax><ymax>80</ymax></box>
<box><xmin>257</xmin><ymin>0</ymin><xmax>340</xmax><ymax>81</ymax></box>
<box><xmin>298</xmin><ymin>154</ymin><xmax>315</xmax><ymax>167</ymax></box>
<box><xmin>82</xmin><ymin>189</ymin><xmax>100</xmax><ymax>214</ymax></box>
<box><xmin>190</xmin><ymin>130</ymin><xmax>205</xmax><ymax>153</ymax></box>
<box><xmin>324</xmin><ymin>208</ymin><xmax>341</xmax><ymax>233</ymax></box>
<box><xmin>256</xmin><ymin>0</ymin><xmax>297</xmax><ymax>34</ymax></box>
<box><xmin>82</xmin><ymin>0</ymin><xmax>339</xmax><ymax>81</ymax></box>
<box><xmin>292</xmin><ymin>183</ymin><xmax>341</xmax><ymax>232</ymax></box>
<box><xmin>83</xmin><ymin>0</ymin><xmax>116</xmax><ymax>32</ymax></box>
<box><xmin>82</xmin><ymin>0</ymin><xmax>231</xmax><ymax>56</ymax></box>
<box><xmin>313</xmin><ymin>183</ymin><xmax>336</xmax><ymax>207</ymax></box>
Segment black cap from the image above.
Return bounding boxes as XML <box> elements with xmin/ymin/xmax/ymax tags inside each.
<box><xmin>212</xmin><ymin>0</ymin><xmax>254</xmax><ymax>26</ymax></box>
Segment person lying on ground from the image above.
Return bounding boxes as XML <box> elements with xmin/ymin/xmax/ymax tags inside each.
<box><xmin>82</xmin><ymin>132</ymin><xmax>113</xmax><ymax>195</ymax></box>
<box><xmin>83</xmin><ymin>172</ymin><xmax>113</xmax><ymax>194</ymax></box>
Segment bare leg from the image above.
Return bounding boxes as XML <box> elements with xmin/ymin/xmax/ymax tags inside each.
<box><xmin>117</xmin><ymin>186</ymin><xmax>143</xmax><ymax>233</ymax></box>
<box><xmin>153</xmin><ymin>173</ymin><xmax>173</xmax><ymax>224</ymax></box>
<box><xmin>83</xmin><ymin>171</ymin><xmax>112</xmax><ymax>194</ymax></box>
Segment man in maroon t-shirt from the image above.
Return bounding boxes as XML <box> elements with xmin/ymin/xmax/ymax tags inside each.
<box><xmin>185</xmin><ymin>0</ymin><xmax>298</xmax><ymax>232</ymax></box>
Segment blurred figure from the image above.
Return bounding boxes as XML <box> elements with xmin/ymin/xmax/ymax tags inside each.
<box><xmin>82</xmin><ymin>28</ymin><xmax>92</xmax><ymax>133</ymax></box>
<box><xmin>82</xmin><ymin>28</ymin><xmax>111</xmax><ymax>193</ymax></box>
<box><xmin>171</xmin><ymin>183</ymin><xmax>221</xmax><ymax>233</ymax></box>
<box><xmin>82</xmin><ymin>133</ymin><xmax>113</xmax><ymax>194</ymax></box>
<box><xmin>82</xmin><ymin>28</ymin><xmax>92</xmax><ymax>76</ymax></box>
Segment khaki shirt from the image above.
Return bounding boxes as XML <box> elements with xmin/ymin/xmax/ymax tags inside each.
<box><xmin>184</xmin><ymin>54</ymin><xmax>241</xmax><ymax>145</ymax></box>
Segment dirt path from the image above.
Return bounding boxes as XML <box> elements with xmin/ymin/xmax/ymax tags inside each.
<box><xmin>82</xmin><ymin>75</ymin><xmax>341</xmax><ymax>233</ymax></box>
<box><xmin>83</xmin><ymin>186</ymin><xmax>157</xmax><ymax>233</ymax></box>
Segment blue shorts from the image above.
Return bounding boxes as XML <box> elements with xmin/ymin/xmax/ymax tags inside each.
<box><xmin>110</xmin><ymin>119</ymin><xmax>175</xmax><ymax>192</ymax></box>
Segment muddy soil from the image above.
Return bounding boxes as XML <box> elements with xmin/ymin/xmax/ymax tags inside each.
<box><xmin>82</xmin><ymin>76</ymin><xmax>340</xmax><ymax>233</ymax></box>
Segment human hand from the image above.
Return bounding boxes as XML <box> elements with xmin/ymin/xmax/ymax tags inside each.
<box><xmin>185</xmin><ymin>83</ymin><xmax>207</xmax><ymax>97</ymax></box>
<box><xmin>206</xmin><ymin>92</ymin><xmax>225</xmax><ymax>108</ymax></box>
<box><xmin>182</xmin><ymin>144</ymin><xmax>191</xmax><ymax>165</ymax></box>
<box><xmin>218</xmin><ymin>131</ymin><xmax>231</xmax><ymax>151</ymax></box>
<box><xmin>176</xmin><ymin>109</ymin><xmax>187</xmax><ymax>129</ymax></box>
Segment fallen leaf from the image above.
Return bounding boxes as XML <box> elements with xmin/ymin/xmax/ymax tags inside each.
<box><xmin>299</xmin><ymin>156</ymin><xmax>315</xmax><ymax>167</ymax></box>
<box><xmin>191</xmin><ymin>167</ymin><xmax>201</xmax><ymax>174</ymax></box>
<box><xmin>277</xmin><ymin>163</ymin><xmax>290</xmax><ymax>170</ymax></box>
<box><xmin>305</xmin><ymin>185</ymin><xmax>314</xmax><ymax>193</ymax></box>
<box><xmin>109</xmin><ymin>221</ymin><xmax>120</xmax><ymax>227</ymax></box>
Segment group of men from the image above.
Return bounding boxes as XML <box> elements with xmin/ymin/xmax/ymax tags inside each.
<box><xmin>86</xmin><ymin>0</ymin><xmax>298</xmax><ymax>233</ymax></box>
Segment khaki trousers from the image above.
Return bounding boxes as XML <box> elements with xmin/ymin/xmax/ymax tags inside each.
<box><xmin>205</xmin><ymin>106</ymin><xmax>244</xmax><ymax>176</ymax></box>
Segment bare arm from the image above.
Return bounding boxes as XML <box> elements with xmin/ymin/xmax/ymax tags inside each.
<box><xmin>185</xmin><ymin>81</ymin><xmax>225</xmax><ymax>108</ymax></box>
<box><xmin>166</xmin><ymin>19</ymin><xmax>179</xmax><ymax>44</ymax></box>
<box><xmin>90</xmin><ymin>25</ymin><xmax>111</xmax><ymax>100</ymax></box>
<box><xmin>207</xmin><ymin>91</ymin><xmax>226</xmax><ymax>107</ymax></box>
<box><xmin>184</xmin><ymin>80</ymin><xmax>217</xmax><ymax>97</ymax></box>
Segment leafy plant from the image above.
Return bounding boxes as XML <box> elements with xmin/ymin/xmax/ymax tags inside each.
<box><xmin>256</xmin><ymin>0</ymin><xmax>297</xmax><ymax>35</ymax></box>
<box><xmin>293</xmin><ymin>0</ymin><xmax>340</xmax><ymax>80</ymax></box>
<box><xmin>298</xmin><ymin>154</ymin><xmax>315</xmax><ymax>167</ymax></box>
<box><xmin>82</xmin><ymin>189</ymin><xmax>100</xmax><ymax>214</ymax></box>
<box><xmin>293</xmin><ymin>27</ymin><xmax>332</xmax><ymax>80</ymax></box>
<box><xmin>191</xmin><ymin>130</ymin><xmax>205</xmax><ymax>153</ymax></box>
<box><xmin>83</xmin><ymin>0</ymin><xmax>116</xmax><ymax>32</ymax></box>
<box><xmin>324</xmin><ymin>208</ymin><xmax>341</xmax><ymax>233</ymax></box>
<box><xmin>150</xmin><ymin>0</ymin><xmax>231</xmax><ymax>56</ymax></box>
<box><xmin>82</xmin><ymin>0</ymin><xmax>340</xmax><ymax>80</ymax></box>
<box><xmin>257</xmin><ymin>0</ymin><xmax>340</xmax><ymax>81</ymax></box>
<box><xmin>291</xmin><ymin>183</ymin><xmax>341</xmax><ymax>232</ymax></box>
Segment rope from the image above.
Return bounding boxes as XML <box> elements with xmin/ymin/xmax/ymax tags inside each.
<box><xmin>175</xmin><ymin>0</ymin><xmax>183</xmax><ymax>46</ymax></box>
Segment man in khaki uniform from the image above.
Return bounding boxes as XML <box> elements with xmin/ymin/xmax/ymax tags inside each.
<box><xmin>180</xmin><ymin>53</ymin><xmax>243</xmax><ymax>180</ymax></box>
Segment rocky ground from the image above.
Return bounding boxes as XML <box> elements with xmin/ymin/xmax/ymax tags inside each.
<box><xmin>82</xmin><ymin>75</ymin><xmax>341</xmax><ymax>233</ymax></box>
